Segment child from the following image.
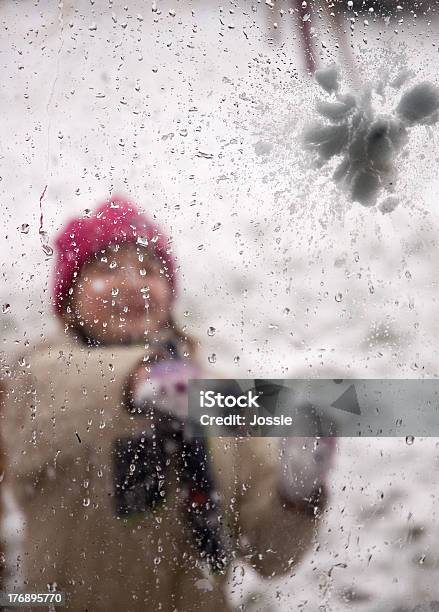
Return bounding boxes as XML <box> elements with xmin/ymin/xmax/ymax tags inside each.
<box><xmin>1</xmin><ymin>195</ymin><xmax>334</xmax><ymax>611</ymax></box>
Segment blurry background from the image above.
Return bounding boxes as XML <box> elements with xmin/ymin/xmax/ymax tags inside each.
<box><xmin>1</xmin><ymin>0</ymin><xmax>439</xmax><ymax>609</ymax></box>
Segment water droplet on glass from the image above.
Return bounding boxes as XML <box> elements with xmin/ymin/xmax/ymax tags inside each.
<box><xmin>335</xmin><ymin>293</ymin><xmax>343</xmax><ymax>303</ymax></box>
<box><xmin>207</xmin><ymin>326</ymin><xmax>216</xmax><ymax>336</ymax></box>
<box><xmin>20</xmin><ymin>223</ymin><xmax>30</xmax><ymax>234</ymax></box>
<box><xmin>2</xmin><ymin>304</ymin><xmax>11</xmax><ymax>314</ymax></box>
<box><xmin>42</xmin><ymin>243</ymin><xmax>54</xmax><ymax>257</ymax></box>
<box><xmin>212</xmin><ymin>222</ymin><xmax>221</xmax><ymax>231</ymax></box>
<box><xmin>111</xmin><ymin>288</ymin><xmax>119</xmax><ymax>296</ymax></box>
<box><xmin>83</xmin><ymin>497</ymin><xmax>91</xmax><ymax>507</ymax></box>
<box><xmin>110</xmin><ymin>260</ymin><xmax>117</xmax><ymax>269</ymax></box>
<box><xmin>196</xmin><ymin>150</ymin><xmax>213</xmax><ymax>160</ymax></box>
<box><xmin>140</xmin><ymin>269</ymin><xmax>147</xmax><ymax>277</ymax></box>
<box><xmin>406</xmin><ymin>435</ymin><xmax>415</xmax><ymax>445</ymax></box>
<box><xmin>208</xmin><ymin>353</ymin><xmax>217</xmax><ymax>364</ymax></box>
<box><xmin>137</xmin><ymin>236</ymin><xmax>149</xmax><ymax>247</ymax></box>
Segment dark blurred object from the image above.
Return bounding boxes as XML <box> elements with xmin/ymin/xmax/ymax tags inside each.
<box><xmin>292</xmin><ymin>0</ymin><xmax>356</xmax><ymax>74</ymax></box>
<box><xmin>340</xmin><ymin>0</ymin><xmax>434</xmax><ymax>13</ymax></box>
<box><xmin>278</xmin><ymin>0</ymin><xmax>437</xmax><ymax>74</ymax></box>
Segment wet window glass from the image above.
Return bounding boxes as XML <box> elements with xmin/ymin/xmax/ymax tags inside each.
<box><xmin>1</xmin><ymin>1</ymin><xmax>439</xmax><ymax>610</ymax></box>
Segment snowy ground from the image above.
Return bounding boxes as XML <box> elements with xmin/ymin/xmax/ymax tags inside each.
<box><xmin>2</xmin><ymin>0</ymin><xmax>439</xmax><ymax>609</ymax></box>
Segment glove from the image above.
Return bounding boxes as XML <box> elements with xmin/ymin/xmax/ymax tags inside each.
<box><xmin>278</xmin><ymin>436</ymin><xmax>336</xmax><ymax>504</ymax></box>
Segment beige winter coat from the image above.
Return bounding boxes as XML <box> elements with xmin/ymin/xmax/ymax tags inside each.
<box><xmin>0</xmin><ymin>333</ymin><xmax>326</xmax><ymax>611</ymax></box>
<box><xmin>0</xmin><ymin>378</ymin><xmax>4</xmax><ymax>590</ymax></box>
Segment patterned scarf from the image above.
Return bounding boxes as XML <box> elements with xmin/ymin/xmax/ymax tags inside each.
<box><xmin>113</xmin><ymin>330</ymin><xmax>228</xmax><ymax>573</ymax></box>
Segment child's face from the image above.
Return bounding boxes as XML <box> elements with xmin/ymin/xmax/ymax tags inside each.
<box><xmin>68</xmin><ymin>242</ymin><xmax>173</xmax><ymax>344</ymax></box>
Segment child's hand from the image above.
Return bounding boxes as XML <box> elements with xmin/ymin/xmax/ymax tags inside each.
<box><xmin>128</xmin><ymin>360</ymin><xmax>201</xmax><ymax>423</ymax></box>
<box><xmin>278</xmin><ymin>436</ymin><xmax>336</xmax><ymax>503</ymax></box>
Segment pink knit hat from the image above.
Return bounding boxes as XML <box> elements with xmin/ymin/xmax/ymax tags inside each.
<box><xmin>52</xmin><ymin>194</ymin><xmax>176</xmax><ymax>316</ymax></box>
